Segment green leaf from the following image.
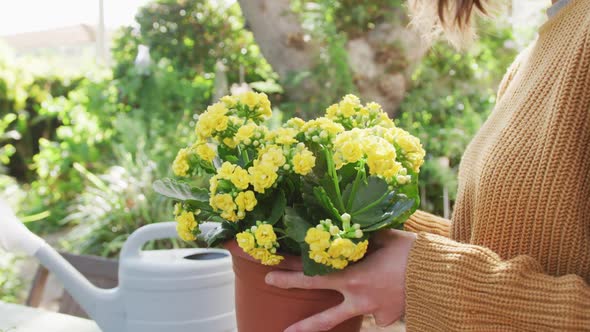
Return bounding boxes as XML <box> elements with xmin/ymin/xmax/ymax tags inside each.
<box><xmin>284</xmin><ymin>207</ymin><xmax>313</xmax><ymax>243</ymax></box>
<box><xmin>266</xmin><ymin>190</ymin><xmax>286</xmax><ymax>225</ymax></box>
<box><xmin>349</xmin><ymin>176</ymin><xmax>389</xmax><ymax>214</ymax></box>
<box><xmin>301</xmin><ymin>242</ymin><xmax>337</xmax><ymax>276</ymax></box>
<box><xmin>197</xmin><ymin>222</ymin><xmax>237</xmax><ymax>247</ymax></box>
<box><xmin>338</xmin><ymin>163</ymin><xmax>358</xmax><ymax>189</ymax></box>
<box><xmin>313</xmin><ymin>186</ymin><xmax>342</xmax><ymax>221</ymax></box>
<box><xmin>361</xmin><ymin>195</ymin><xmax>416</xmax><ymax>232</ymax></box>
<box><xmin>319</xmin><ymin>175</ymin><xmax>345</xmax><ymax>213</ymax></box>
<box><xmin>153</xmin><ymin>178</ymin><xmax>209</xmax><ymax>201</ymax></box>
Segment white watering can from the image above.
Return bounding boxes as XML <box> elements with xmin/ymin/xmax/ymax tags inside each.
<box><xmin>0</xmin><ymin>201</ymin><xmax>236</xmax><ymax>332</ymax></box>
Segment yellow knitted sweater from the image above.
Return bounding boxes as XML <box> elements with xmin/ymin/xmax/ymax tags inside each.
<box><xmin>403</xmin><ymin>1</ymin><xmax>590</xmax><ymax>330</ymax></box>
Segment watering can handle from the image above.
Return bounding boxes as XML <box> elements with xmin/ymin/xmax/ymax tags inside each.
<box><xmin>120</xmin><ymin>222</ymin><xmax>178</xmax><ymax>259</ymax></box>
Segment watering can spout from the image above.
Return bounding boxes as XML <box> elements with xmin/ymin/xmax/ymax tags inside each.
<box><xmin>0</xmin><ymin>200</ymin><xmax>124</xmax><ymax>331</ymax></box>
<box><xmin>35</xmin><ymin>246</ymin><xmax>124</xmax><ymax>330</ymax></box>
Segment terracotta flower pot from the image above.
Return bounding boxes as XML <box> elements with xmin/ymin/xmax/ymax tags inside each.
<box><xmin>224</xmin><ymin>240</ymin><xmax>363</xmax><ymax>332</ymax></box>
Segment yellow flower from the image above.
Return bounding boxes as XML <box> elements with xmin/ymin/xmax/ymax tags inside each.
<box><xmin>223</xmin><ymin>137</ymin><xmax>238</xmax><ymax>148</ymax></box>
<box><xmin>218</xmin><ymin>162</ymin><xmax>237</xmax><ymax>179</ymax></box>
<box><xmin>236</xmin><ymin>231</ymin><xmax>256</xmax><ymax>251</ymax></box>
<box><xmin>349</xmin><ymin>240</ymin><xmax>369</xmax><ymax>262</ymax></box>
<box><xmin>292</xmin><ymin>149</ymin><xmax>316</xmax><ymax>175</ymax></box>
<box><xmin>210</xmin><ymin>193</ymin><xmax>236</xmax><ymax>212</ymax></box>
<box><xmin>196</xmin><ymin>102</ymin><xmax>229</xmax><ymax>139</ymax></box>
<box><xmin>330</xmin><ymin>258</ymin><xmax>348</xmax><ymax>269</ymax></box>
<box><xmin>195</xmin><ymin>142</ymin><xmax>216</xmax><ymax>162</ymax></box>
<box><xmin>172</xmin><ymin>148</ymin><xmax>190</xmax><ymax>176</ymax></box>
<box><xmin>235</xmin><ymin>190</ymin><xmax>257</xmax><ymax>212</ymax></box>
<box><xmin>305</xmin><ymin>228</ymin><xmax>331</xmax><ymax>252</ymax></box>
<box><xmin>259</xmin><ymin>145</ymin><xmax>286</xmax><ymax>168</ymax></box>
<box><xmin>221</xmin><ymin>95</ymin><xmax>237</xmax><ymax>108</ymax></box>
<box><xmin>340</xmin><ymin>140</ymin><xmax>363</xmax><ymax>164</ymax></box>
<box><xmin>326</xmin><ymin>104</ymin><xmax>339</xmax><ymax>118</ymax></box>
<box><xmin>262</xmin><ymin>253</ymin><xmax>284</xmax><ymax>266</ymax></box>
<box><xmin>396</xmin><ymin>134</ymin><xmax>422</xmax><ymax>155</ymax></box>
<box><xmin>248</xmin><ymin>161</ymin><xmax>279</xmax><ymax>193</ymax></box>
<box><xmin>235</xmin><ymin>123</ymin><xmax>257</xmax><ymax>143</ymax></box>
<box><xmin>327</xmin><ymin>238</ymin><xmax>356</xmax><ymax>259</ymax></box>
<box><xmin>221</xmin><ymin>209</ymin><xmax>240</xmax><ymax>222</ymax></box>
<box><xmin>175</xmin><ymin>211</ymin><xmax>197</xmax><ymax>241</ymax></box>
<box><xmin>248</xmin><ymin>248</ymin><xmax>283</xmax><ymax>266</ymax></box>
<box><xmin>340</xmin><ymin>100</ymin><xmax>356</xmax><ymax>117</ymax></box>
<box><xmin>395</xmin><ymin>134</ymin><xmax>425</xmax><ymax>173</ymax></box>
<box><xmin>269</xmin><ymin>127</ymin><xmax>298</xmax><ymax>145</ymax></box>
<box><xmin>258</xmin><ymin>93</ymin><xmax>272</xmax><ymax>118</ymax></box>
<box><xmin>209</xmin><ymin>175</ymin><xmax>219</xmax><ymax>195</ymax></box>
<box><xmin>230</xmin><ymin>167</ymin><xmax>250</xmax><ymax>189</ymax></box>
<box><xmin>365</xmin><ymin>137</ymin><xmax>401</xmax><ymax>178</ymax></box>
<box><xmin>309</xmin><ymin>250</ymin><xmax>331</xmax><ymax>265</ymax></box>
<box><xmin>248</xmin><ymin>247</ymin><xmax>269</xmax><ymax>262</ymax></box>
<box><xmin>255</xmin><ymin>224</ymin><xmax>277</xmax><ymax>248</ymax></box>
<box><xmin>286</xmin><ymin>117</ymin><xmax>305</xmax><ymax>129</ymax></box>
<box><xmin>239</xmin><ymin>91</ymin><xmax>259</xmax><ymax>109</ymax></box>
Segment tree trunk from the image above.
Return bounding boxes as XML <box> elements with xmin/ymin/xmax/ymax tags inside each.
<box><xmin>238</xmin><ymin>0</ymin><xmax>427</xmax><ymax>115</ymax></box>
<box><xmin>237</xmin><ymin>0</ymin><xmax>318</xmax><ymax>100</ymax></box>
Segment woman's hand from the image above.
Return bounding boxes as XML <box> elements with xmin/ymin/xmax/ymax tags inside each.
<box><xmin>265</xmin><ymin>229</ymin><xmax>417</xmax><ymax>332</ymax></box>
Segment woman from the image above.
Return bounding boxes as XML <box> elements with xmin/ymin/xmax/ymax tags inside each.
<box><xmin>265</xmin><ymin>0</ymin><xmax>590</xmax><ymax>331</ymax></box>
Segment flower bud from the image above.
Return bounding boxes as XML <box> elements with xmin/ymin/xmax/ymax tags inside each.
<box><xmin>355</xmin><ymin>229</ymin><xmax>363</xmax><ymax>238</ymax></box>
<box><xmin>329</xmin><ymin>225</ymin><xmax>339</xmax><ymax>235</ymax></box>
<box><xmin>341</xmin><ymin>213</ymin><xmax>351</xmax><ymax>224</ymax></box>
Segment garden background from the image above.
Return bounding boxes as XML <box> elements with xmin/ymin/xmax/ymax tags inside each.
<box><xmin>0</xmin><ymin>0</ymin><xmax>548</xmax><ymax>306</ymax></box>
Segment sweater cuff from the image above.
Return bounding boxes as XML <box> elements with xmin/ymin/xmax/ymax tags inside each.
<box><xmin>404</xmin><ymin>210</ymin><xmax>451</xmax><ymax>237</ymax></box>
<box><xmin>404</xmin><ymin>232</ymin><xmax>500</xmax><ymax>330</ymax></box>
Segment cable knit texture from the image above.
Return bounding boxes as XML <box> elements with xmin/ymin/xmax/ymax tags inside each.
<box><xmin>404</xmin><ymin>1</ymin><xmax>590</xmax><ymax>330</ymax></box>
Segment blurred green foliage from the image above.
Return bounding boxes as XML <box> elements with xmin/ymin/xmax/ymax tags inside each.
<box><xmin>0</xmin><ymin>252</ymin><xmax>23</xmax><ymax>303</ymax></box>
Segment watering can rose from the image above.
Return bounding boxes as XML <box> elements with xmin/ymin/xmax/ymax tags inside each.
<box><xmin>155</xmin><ymin>92</ymin><xmax>425</xmax><ymax>275</ymax></box>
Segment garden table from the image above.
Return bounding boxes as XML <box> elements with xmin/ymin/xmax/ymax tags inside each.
<box><xmin>0</xmin><ymin>301</ymin><xmax>100</xmax><ymax>332</ymax></box>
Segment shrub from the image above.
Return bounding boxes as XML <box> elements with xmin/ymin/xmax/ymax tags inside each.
<box><xmin>112</xmin><ymin>0</ymin><xmax>275</xmax><ymax>85</ymax></box>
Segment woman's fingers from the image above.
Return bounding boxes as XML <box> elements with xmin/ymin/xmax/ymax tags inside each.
<box><xmin>265</xmin><ymin>271</ymin><xmax>339</xmax><ymax>290</ymax></box>
<box><xmin>284</xmin><ymin>302</ymin><xmax>358</xmax><ymax>332</ymax></box>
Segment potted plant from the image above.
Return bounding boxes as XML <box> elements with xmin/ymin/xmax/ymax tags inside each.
<box><xmin>155</xmin><ymin>92</ymin><xmax>424</xmax><ymax>332</ymax></box>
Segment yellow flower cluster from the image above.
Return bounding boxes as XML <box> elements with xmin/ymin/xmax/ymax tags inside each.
<box><xmin>174</xmin><ymin>204</ymin><xmax>200</xmax><ymax>241</ymax></box>
<box><xmin>394</xmin><ymin>131</ymin><xmax>426</xmax><ymax>173</ymax></box>
<box><xmin>234</xmin><ymin>122</ymin><xmax>268</xmax><ymax>147</ymax></box>
<box><xmin>196</xmin><ymin>102</ymin><xmax>229</xmax><ymax>140</ymax></box>
<box><xmin>172</xmin><ymin>148</ymin><xmax>191</xmax><ymax>177</ymax></box>
<box><xmin>333</xmin><ymin>129</ymin><xmax>405</xmax><ymax>183</ymax></box>
<box><xmin>326</xmin><ymin>94</ymin><xmax>396</xmax><ymax>130</ymax></box>
<box><xmin>268</xmin><ymin>127</ymin><xmax>299</xmax><ymax>145</ymax></box>
<box><xmin>238</xmin><ymin>91</ymin><xmax>272</xmax><ymax>120</ymax></box>
<box><xmin>209</xmin><ymin>162</ymin><xmax>258</xmax><ymax>222</ymax></box>
<box><xmin>301</xmin><ymin>117</ymin><xmax>345</xmax><ymax>146</ymax></box>
<box><xmin>193</xmin><ymin>141</ymin><xmax>216</xmax><ymax>163</ymax></box>
<box><xmin>304</xmin><ymin>226</ymin><xmax>368</xmax><ymax>270</ymax></box>
<box><xmin>370</xmin><ymin>126</ymin><xmax>426</xmax><ymax>175</ymax></box>
<box><xmin>246</xmin><ymin>145</ymin><xmax>286</xmax><ymax>193</ymax></box>
<box><xmin>237</xmin><ymin>223</ymin><xmax>284</xmax><ymax>266</ymax></box>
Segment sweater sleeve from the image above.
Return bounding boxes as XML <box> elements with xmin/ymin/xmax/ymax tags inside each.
<box><xmin>405</xmin><ymin>233</ymin><xmax>590</xmax><ymax>331</ymax></box>
<box><xmin>404</xmin><ymin>210</ymin><xmax>451</xmax><ymax>237</ymax></box>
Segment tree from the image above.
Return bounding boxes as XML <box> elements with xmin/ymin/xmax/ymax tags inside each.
<box><xmin>237</xmin><ymin>0</ymin><xmax>427</xmax><ymax>114</ymax></box>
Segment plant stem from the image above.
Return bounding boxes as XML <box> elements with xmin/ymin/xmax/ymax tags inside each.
<box><xmin>324</xmin><ymin>148</ymin><xmax>346</xmax><ymax>212</ymax></box>
<box><xmin>346</xmin><ymin>160</ymin><xmax>365</xmax><ymax>210</ymax></box>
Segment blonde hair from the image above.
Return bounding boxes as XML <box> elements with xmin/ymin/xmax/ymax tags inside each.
<box><xmin>408</xmin><ymin>0</ymin><xmax>491</xmax><ymax>49</ymax></box>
